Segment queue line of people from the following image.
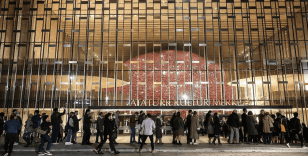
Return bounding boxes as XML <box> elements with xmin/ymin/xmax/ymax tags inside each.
<box><xmin>1</xmin><ymin>108</ymin><xmax>308</xmax><ymax>156</ymax></box>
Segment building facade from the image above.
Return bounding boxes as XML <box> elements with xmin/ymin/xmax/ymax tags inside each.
<box><xmin>0</xmin><ymin>0</ymin><xmax>307</xmax><ymax>125</ymax></box>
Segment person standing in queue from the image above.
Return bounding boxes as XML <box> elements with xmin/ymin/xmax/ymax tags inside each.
<box><xmin>173</xmin><ymin>112</ymin><xmax>184</xmax><ymax>145</ymax></box>
<box><xmin>94</xmin><ymin>113</ymin><xmax>120</xmax><ymax>154</ymax></box>
<box><xmin>286</xmin><ymin>112</ymin><xmax>306</xmax><ymax>148</ymax></box>
<box><xmin>130</xmin><ymin>112</ymin><xmax>138</xmax><ymax>144</ymax></box>
<box><xmin>3</xmin><ymin>114</ymin><xmax>21</xmax><ymax>156</ymax></box>
<box><xmin>23</xmin><ymin>114</ymin><xmax>34</xmax><ymax>147</ymax></box>
<box><xmin>155</xmin><ymin>113</ymin><xmax>163</xmax><ymax>145</ymax></box>
<box><xmin>212</xmin><ymin>113</ymin><xmax>221</xmax><ymax>145</ymax></box>
<box><xmin>32</xmin><ymin>110</ymin><xmax>41</xmax><ymax>144</ymax></box>
<box><xmin>51</xmin><ymin>107</ymin><xmax>66</xmax><ymax>144</ymax></box>
<box><xmin>139</xmin><ymin>114</ymin><xmax>156</xmax><ymax>153</ymax></box>
<box><xmin>95</xmin><ymin>112</ymin><xmax>104</xmax><ymax>144</ymax></box>
<box><xmin>190</xmin><ymin>111</ymin><xmax>199</xmax><ymax>145</ymax></box>
<box><xmin>186</xmin><ymin>110</ymin><xmax>192</xmax><ymax>144</ymax></box>
<box><xmin>138</xmin><ymin>111</ymin><xmax>144</xmax><ymax>144</ymax></box>
<box><xmin>241</xmin><ymin>108</ymin><xmax>248</xmax><ymax>143</ymax></box>
<box><xmin>38</xmin><ymin>115</ymin><xmax>52</xmax><ymax>155</ymax></box>
<box><xmin>82</xmin><ymin>109</ymin><xmax>92</xmax><ymax>145</ymax></box>
<box><xmin>72</xmin><ymin>111</ymin><xmax>81</xmax><ymax>144</ymax></box>
<box><xmin>170</xmin><ymin>113</ymin><xmax>177</xmax><ymax>144</ymax></box>
<box><xmin>258</xmin><ymin>110</ymin><xmax>265</xmax><ymax>143</ymax></box>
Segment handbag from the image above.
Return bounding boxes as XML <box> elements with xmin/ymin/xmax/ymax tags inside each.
<box><xmin>35</xmin><ymin>126</ymin><xmax>46</xmax><ymax>135</ymax></box>
<box><xmin>111</xmin><ymin>132</ymin><xmax>117</xmax><ymax>139</ymax></box>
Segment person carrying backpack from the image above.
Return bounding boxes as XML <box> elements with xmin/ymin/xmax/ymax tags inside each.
<box><xmin>51</xmin><ymin>107</ymin><xmax>66</xmax><ymax>144</ymax></box>
<box><xmin>286</xmin><ymin>112</ymin><xmax>306</xmax><ymax>148</ymax></box>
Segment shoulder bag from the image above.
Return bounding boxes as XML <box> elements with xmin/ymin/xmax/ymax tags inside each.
<box><xmin>35</xmin><ymin>126</ymin><xmax>46</xmax><ymax>135</ymax></box>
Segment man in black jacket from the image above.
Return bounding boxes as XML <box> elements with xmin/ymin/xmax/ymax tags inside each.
<box><xmin>227</xmin><ymin>110</ymin><xmax>241</xmax><ymax>144</ymax></box>
<box><xmin>82</xmin><ymin>109</ymin><xmax>92</xmax><ymax>145</ymax></box>
<box><xmin>286</xmin><ymin>112</ymin><xmax>306</xmax><ymax>148</ymax></box>
<box><xmin>51</xmin><ymin>107</ymin><xmax>66</xmax><ymax>144</ymax></box>
<box><xmin>71</xmin><ymin>111</ymin><xmax>81</xmax><ymax>144</ymax></box>
<box><xmin>137</xmin><ymin>111</ymin><xmax>144</xmax><ymax>144</ymax></box>
<box><xmin>186</xmin><ymin>110</ymin><xmax>192</xmax><ymax>144</ymax></box>
<box><xmin>258</xmin><ymin>110</ymin><xmax>265</xmax><ymax>143</ymax></box>
<box><xmin>241</xmin><ymin>108</ymin><xmax>248</xmax><ymax>143</ymax></box>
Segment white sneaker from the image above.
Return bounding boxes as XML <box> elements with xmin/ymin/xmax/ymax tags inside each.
<box><xmin>65</xmin><ymin>142</ymin><xmax>72</xmax><ymax>145</ymax></box>
<box><xmin>44</xmin><ymin>151</ymin><xmax>52</xmax><ymax>155</ymax></box>
<box><xmin>13</xmin><ymin>142</ymin><xmax>18</xmax><ymax>145</ymax></box>
<box><xmin>301</xmin><ymin>146</ymin><xmax>307</xmax><ymax>149</ymax></box>
<box><xmin>38</xmin><ymin>152</ymin><xmax>44</xmax><ymax>155</ymax></box>
<box><xmin>189</xmin><ymin>142</ymin><xmax>192</xmax><ymax>145</ymax></box>
<box><xmin>194</xmin><ymin>142</ymin><xmax>199</xmax><ymax>145</ymax></box>
<box><xmin>286</xmin><ymin>143</ymin><xmax>290</xmax><ymax>148</ymax></box>
<box><xmin>4</xmin><ymin>153</ymin><xmax>9</xmax><ymax>156</ymax></box>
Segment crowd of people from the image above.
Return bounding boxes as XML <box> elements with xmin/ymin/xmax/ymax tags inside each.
<box><xmin>0</xmin><ymin>108</ymin><xmax>308</xmax><ymax>156</ymax></box>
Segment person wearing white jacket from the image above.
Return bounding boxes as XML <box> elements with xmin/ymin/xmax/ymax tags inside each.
<box><xmin>65</xmin><ymin>112</ymin><xmax>75</xmax><ymax>145</ymax></box>
<box><xmin>139</xmin><ymin>114</ymin><xmax>156</xmax><ymax>153</ymax></box>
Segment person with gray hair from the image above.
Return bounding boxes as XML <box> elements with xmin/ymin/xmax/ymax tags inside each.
<box><xmin>227</xmin><ymin>109</ymin><xmax>241</xmax><ymax>144</ymax></box>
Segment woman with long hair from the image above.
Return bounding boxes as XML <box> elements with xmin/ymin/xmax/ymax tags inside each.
<box><xmin>212</xmin><ymin>113</ymin><xmax>221</xmax><ymax>145</ymax></box>
<box><xmin>173</xmin><ymin>112</ymin><xmax>184</xmax><ymax>145</ymax></box>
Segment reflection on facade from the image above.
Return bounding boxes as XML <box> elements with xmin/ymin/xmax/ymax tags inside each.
<box><xmin>0</xmin><ymin>0</ymin><xmax>308</xmax><ymax>125</ymax></box>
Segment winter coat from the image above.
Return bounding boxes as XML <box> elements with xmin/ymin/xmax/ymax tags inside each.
<box><xmin>189</xmin><ymin>115</ymin><xmax>199</xmax><ymax>139</ymax></box>
<box><xmin>289</xmin><ymin>117</ymin><xmax>301</xmax><ymax>131</ymax></box>
<box><xmin>83</xmin><ymin>113</ymin><xmax>91</xmax><ymax>128</ymax></box>
<box><xmin>213</xmin><ymin>116</ymin><xmax>221</xmax><ymax>135</ymax></box>
<box><xmin>32</xmin><ymin>115</ymin><xmax>41</xmax><ymax>128</ymax></box>
<box><xmin>246</xmin><ymin>115</ymin><xmax>258</xmax><ymax>135</ymax></box>
<box><xmin>258</xmin><ymin>114</ymin><xmax>264</xmax><ymax>128</ymax></box>
<box><xmin>24</xmin><ymin>120</ymin><xmax>34</xmax><ymax>133</ymax></box>
<box><xmin>4</xmin><ymin>119</ymin><xmax>21</xmax><ymax>134</ymax></box>
<box><xmin>104</xmin><ymin>118</ymin><xmax>115</xmax><ymax>135</ymax></box>
<box><xmin>72</xmin><ymin>115</ymin><xmax>81</xmax><ymax>131</ymax></box>
<box><xmin>186</xmin><ymin>114</ymin><xmax>192</xmax><ymax>130</ymax></box>
<box><xmin>227</xmin><ymin>112</ymin><xmax>241</xmax><ymax>128</ymax></box>
<box><xmin>155</xmin><ymin>118</ymin><xmax>163</xmax><ymax>138</ymax></box>
<box><xmin>174</xmin><ymin>116</ymin><xmax>184</xmax><ymax>136</ymax></box>
<box><xmin>130</xmin><ymin>114</ymin><xmax>136</xmax><ymax>127</ymax></box>
<box><xmin>207</xmin><ymin>116</ymin><xmax>214</xmax><ymax>134</ymax></box>
<box><xmin>241</xmin><ymin>113</ymin><xmax>247</xmax><ymax>128</ymax></box>
<box><xmin>263</xmin><ymin>115</ymin><xmax>274</xmax><ymax>133</ymax></box>
<box><xmin>51</xmin><ymin>110</ymin><xmax>66</xmax><ymax>125</ymax></box>
<box><xmin>97</xmin><ymin>117</ymin><xmax>104</xmax><ymax>131</ymax></box>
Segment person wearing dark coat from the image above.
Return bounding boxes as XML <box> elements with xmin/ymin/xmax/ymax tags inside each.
<box><xmin>38</xmin><ymin>115</ymin><xmax>52</xmax><ymax>155</ymax></box>
<box><xmin>286</xmin><ymin>112</ymin><xmax>306</xmax><ymax>148</ymax></box>
<box><xmin>82</xmin><ymin>109</ymin><xmax>92</xmax><ymax>145</ymax></box>
<box><xmin>155</xmin><ymin>113</ymin><xmax>163</xmax><ymax>144</ymax></box>
<box><xmin>241</xmin><ymin>108</ymin><xmax>248</xmax><ymax>143</ymax></box>
<box><xmin>258</xmin><ymin>110</ymin><xmax>265</xmax><ymax>143</ymax></box>
<box><xmin>51</xmin><ymin>107</ymin><xmax>66</xmax><ymax>144</ymax></box>
<box><xmin>186</xmin><ymin>110</ymin><xmax>192</xmax><ymax>144</ymax></box>
<box><xmin>4</xmin><ymin>114</ymin><xmax>21</xmax><ymax>156</ymax></box>
<box><xmin>95</xmin><ymin>112</ymin><xmax>104</xmax><ymax>143</ymax></box>
<box><xmin>170</xmin><ymin>113</ymin><xmax>177</xmax><ymax>144</ymax></box>
<box><xmin>246</xmin><ymin>111</ymin><xmax>258</xmax><ymax>144</ymax></box>
<box><xmin>94</xmin><ymin>113</ymin><xmax>120</xmax><ymax>154</ymax></box>
<box><xmin>204</xmin><ymin>111</ymin><xmax>214</xmax><ymax>143</ymax></box>
<box><xmin>173</xmin><ymin>112</ymin><xmax>184</xmax><ymax>145</ymax></box>
<box><xmin>137</xmin><ymin>111</ymin><xmax>145</xmax><ymax>144</ymax></box>
<box><xmin>32</xmin><ymin>110</ymin><xmax>41</xmax><ymax>143</ymax></box>
<box><xmin>280</xmin><ymin>115</ymin><xmax>289</xmax><ymax>144</ymax></box>
<box><xmin>227</xmin><ymin>110</ymin><xmax>241</xmax><ymax>144</ymax></box>
<box><xmin>212</xmin><ymin>113</ymin><xmax>221</xmax><ymax>145</ymax></box>
<box><xmin>71</xmin><ymin>111</ymin><xmax>81</xmax><ymax>144</ymax></box>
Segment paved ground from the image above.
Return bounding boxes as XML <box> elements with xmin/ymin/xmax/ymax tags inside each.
<box><xmin>1</xmin><ymin>152</ymin><xmax>308</xmax><ymax>156</ymax></box>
